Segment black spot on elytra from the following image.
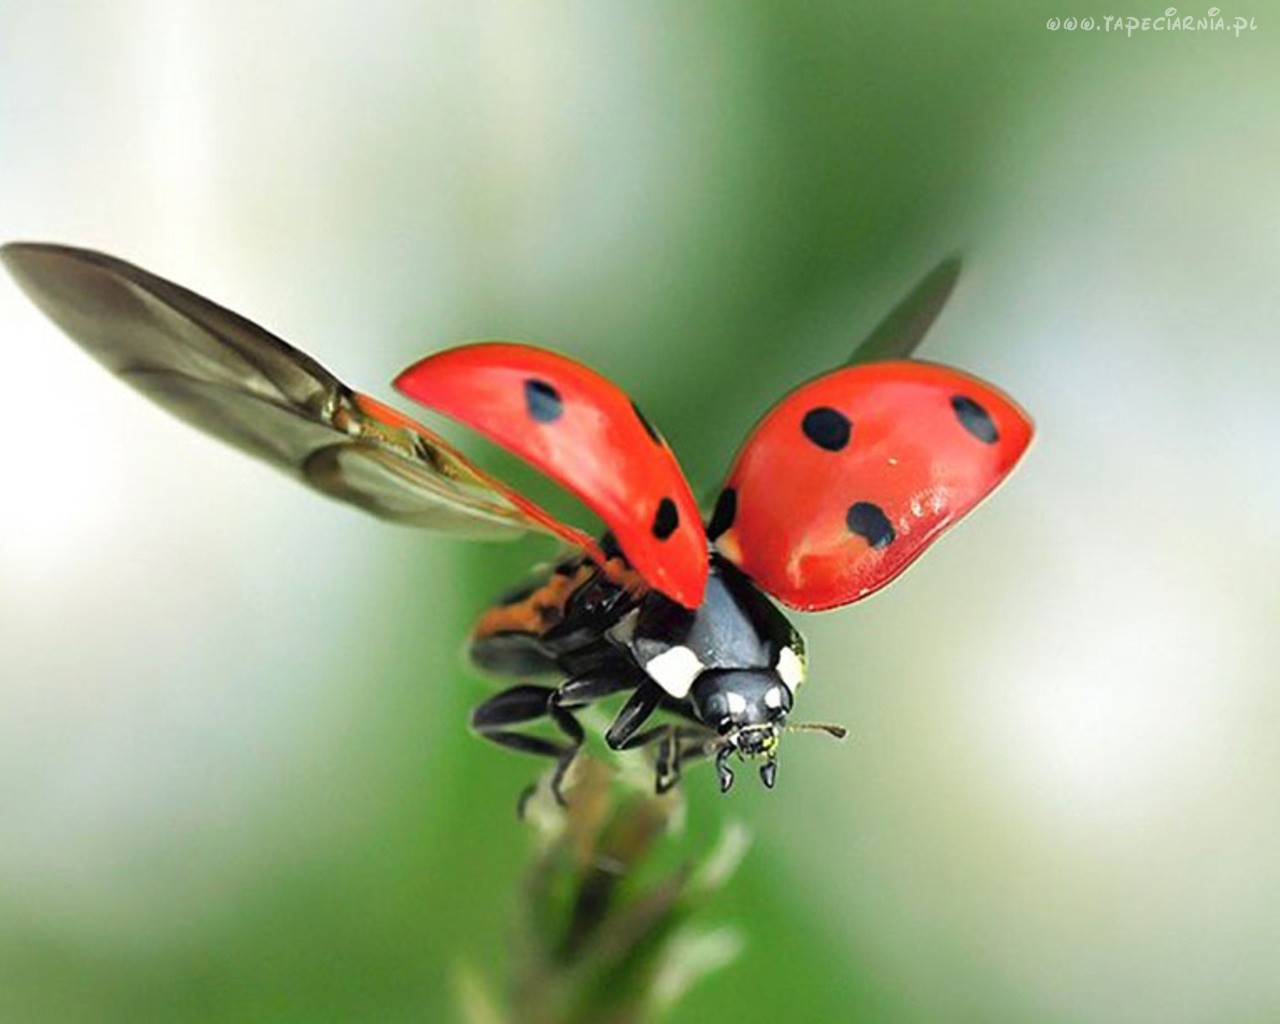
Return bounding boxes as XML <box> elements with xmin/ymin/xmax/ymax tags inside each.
<box><xmin>524</xmin><ymin>378</ymin><xmax>563</xmax><ymax>423</ymax></box>
<box><xmin>846</xmin><ymin>502</ymin><xmax>895</xmax><ymax>550</ymax></box>
<box><xmin>632</xmin><ymin>401</ymin><xmax>662</xmax><ymax>444</ymax></box>
<box><xmin>652</xmin><ymin>497</ymin><xmax>679</xmax><ymax>540</ymax></box>
<box><xmin>707</xmin><ymin>487</ymin><xmax>737</xmax><ymax>540</ymax></box>
<box><xmin>951</xmin><ymin>395</ymin><xmax>998</xmax><ymax>444</ymax></box>
<box><xmin>801</xmin><ymin>407</ymin><xmax>852</xmax><ymax>451</ymax></box>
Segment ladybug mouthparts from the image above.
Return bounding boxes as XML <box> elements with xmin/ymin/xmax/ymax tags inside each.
<box><xmin>733</xmin><ymin>724</ymin><xmax>780</xmax><ymax>757</ymax></box>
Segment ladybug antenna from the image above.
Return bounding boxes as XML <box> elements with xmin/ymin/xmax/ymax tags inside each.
<box><xmin>785</xmin><ymin>721</ymin><xmax>849</xmax><ymax>741</ymax></box>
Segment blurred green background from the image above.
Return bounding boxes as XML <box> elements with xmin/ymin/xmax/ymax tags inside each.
<box><xmin>2</xmin><ymin>2</ymin><xmax>1278</xmax><ymax>1021</ymax></box>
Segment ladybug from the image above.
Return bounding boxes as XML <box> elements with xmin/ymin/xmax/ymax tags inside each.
<box><xmin>2</xmin><ymin>244</ymin><xmax>1033</xmax><ymax>801</ymax></box>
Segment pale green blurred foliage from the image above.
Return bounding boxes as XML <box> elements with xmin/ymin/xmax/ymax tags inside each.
<box><xmin>457</xmin><ymin>755</ymin><xmax>748</xmax><ymax>1024</ymax></box>
<box><xmin>2</xmin><ymin>3</ymin><xmax>1279</xmax><ymax>1023</ymax></box>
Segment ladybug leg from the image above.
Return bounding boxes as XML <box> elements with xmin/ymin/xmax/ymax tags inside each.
<box><xmin>485</xmin><ymin>730</ymin><xmax>580</xmax><ymax>815</ymax></box>
<box><xmin>472</xmin><ymin>685</ymin><xmax>581</xmax><ymax>807</ymax></box>
<box><xmin>609</xmin><ymin>724</ymin><xmax>668</xmax><ymax>752</ymax></box>
<box><xmin>607</xmin><ymin>722</ymin><xmax>712</xmax><ymax>794</ymax></box>
<box><xmin>604</xmin><ymin>716</ymin><xmax>681</xmax><ymax>794</ymax></box>
<box><xmin>601</xmin><ymin>713</ymin><xmax>713</xmax><ymax>794</ymax></box>
<box><xmin>471</xmin><ymin>684</ymin><xmax>566</xmax><ymax>754</ymax></box>
<box><xmin>655</xmin><ymin>728</ymin><xmax>717</xmax><ymax>794</ymax></box>
<box><xmin>545</xmin><ymin>701</ymin><xmax>585</xmax><ymax>807</ymax></box>
<box><xmin>613</xmin><ymin>723</ymin><xmax>675</xmax><ymax>798</ymax></box>
<box><xmin>555</xmin><ymin>665</ymin><xmax>646</xmax><ymax>708</ymax></box>
<box><xmin>474</xmin><ymin>675</ymin><xmax>644</xmax><ymax>808</ymax></box>
<box><xmin>604</xmin><ymin>683</ymin><xmax>664</xmax><ymax>751</ymax></box>
<box><xmin>655</xmin><ymin>729</ymin><xmax>680</xmax><ymax>793</ymax></box>
<box><xmin>715</xmin><ymin>746</ymin><xmax>736</xmax><ymax>793</ymax></box>
<box><xmin>544</xmin><ymin>668</ymin><xmax>650</xmax><ymax>805</ymax></box>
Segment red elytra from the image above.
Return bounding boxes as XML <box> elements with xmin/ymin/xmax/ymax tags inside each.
<box><xmin>396</xmin><ymin>343</ymin><xmax>709</xmax><ymax>609</ymax></box>
<box><xmin>712</xmin><ymin>360</ymin><xmax>1033</xmax><ymax>612</ymax></box>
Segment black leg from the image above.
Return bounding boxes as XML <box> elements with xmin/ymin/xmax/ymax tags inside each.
<box><xmin>612</xmin><ymin>724</ymin><xmax>670</xmax><ymax>752</ymax></box>
<box><xmin>655</xmin><ymin>728</ymin><xmax>717</xmax><ymax>794</ymax></box>
<box><xmin>715</xmin><ymin>746</ymin><xmax>735</xmax><ymax>793</ymax></box>
<box><xmin>472</xmin><ymin>683</ymin><xmax>556</xmax><ymax>731</ymax></box>
<box><xmin>655</xmin><ymin>729</ymin><xmax>680</xmax><ymax>793</ymax></box>
<box><xmin>472</xmin><ymin>684</ymin><xmax>565</xmax><ymax>761</ymax></box>
<box><xmin>604</xmin><ymin>684</ymin><xmax>663</xmax><ymax>750</ymax></box>
<box><xmin>611</xmin><ymin>721</ymin><xmax>681</xmax><ymax>794</ymax></box>
<box><xmin>472</xmin><ymin>684</ymin><xmax>581</xmax><ymax>807</ymax></box>
<box><xmin>555</xmin><ymin>667</ymin><xmax>643</xmax><ymax>708</ymax></box>
<box><xmin>545</xmin><ymin>701</ymin><xmax>585</xmax><ymax>805</ymax></box>
<box><xmin>474</xmin><ymin>672</ymin><xmax>652</xmax><ymax>808</ymax></box>
<box><xmin>602</xmin><ymin>718</ymin><xmax>718</xmax><ymax>796</ymax></box>
<box><xmin>604</xmin><ymin>687</ymin><xmax>721</xmax><ymax>794</ymax></box>
<box><xmin>544</xmin><ymin>670</ymin><xmax>648</xmax><ymax>804</ymax></box>
<box><xmin>676</xmin><ymin>731</ymin><xmax>716</xmax><ymax>766</ymax></box>
<box><xmin>475</xmin><ymin>676</ymin><xmax>710</xmax><ymax>804</ymax></box>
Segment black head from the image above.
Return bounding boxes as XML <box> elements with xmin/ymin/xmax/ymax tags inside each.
<box><xmin>691</xmin><ymin>668</ymin><xmax>792</xmax><ymax>790</ymax></box>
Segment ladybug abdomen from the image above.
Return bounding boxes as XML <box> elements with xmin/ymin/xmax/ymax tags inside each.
<box><xmin>469</xmin><ymin>555</ymin><xmax>644</xmax><ymax>679</ymax></box>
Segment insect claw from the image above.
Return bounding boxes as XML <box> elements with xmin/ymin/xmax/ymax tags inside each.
<box><xmin>515</xmin><ymin>783</ymin><xmax>537</xmax><ymax>820</ymax></box>
<box><xmin>550</xmin><ymin>770</ymin><xmax>571</xmax><ymax>808</ymax></box>
<box><xmin>716</xmin><ymin>747</ymin><xmax>735</xmax><ymax>793</ymax></box>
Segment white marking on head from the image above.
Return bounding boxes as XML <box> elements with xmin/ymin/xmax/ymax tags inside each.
<box><xmin>776</xmin><ymin>646</ymin><xmax>805</xmax><ymax>690</ymax></box>
<box><xmin>764</xmin><ymin>686</ymin><xmax>784</xmax><ymax>709</ymax></box>
<box><xmin>644</xmin><ymin>645</ymin><xmax>703</xmax><ymax>698</ymax></box>
<box><xmin>725</xmin><ymin>692</ymin><xmax>748</xmax><ymax>716</ymax></box>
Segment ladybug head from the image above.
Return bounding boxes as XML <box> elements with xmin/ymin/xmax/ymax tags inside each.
<box><xmin>690</xmin><ymin>669</ymin><xmax>849</xmax><ymax>792</ymax></box>
<box><xmin>690</xmin><ymin>669</ymin><xmax>790</xmax><ymax>790</ymax></box>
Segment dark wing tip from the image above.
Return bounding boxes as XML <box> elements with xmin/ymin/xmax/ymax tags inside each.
<box><xmin>845</xmin><ymin>252</ymin><xmax>965</xmax><ymax>367</ymax></box>
<box><xmin>0</xmin><ymin>242</ymin><xmax>133</xmax><ymax>303</ymax></box>
<box><xmin>2</xmin><ymin>240</ymin><xmax>105</xmax><ymax>270</ymax></box>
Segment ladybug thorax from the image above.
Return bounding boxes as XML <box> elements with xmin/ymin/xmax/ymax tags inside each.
<box><xmin>621</xmin><ymin>555</ymin><xmax>806</xmax><ymax>713</ymax></box>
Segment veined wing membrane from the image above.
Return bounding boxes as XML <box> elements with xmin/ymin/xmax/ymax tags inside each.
<box><xmin>0</xmin><ymin>242</ymin><xmax>552</xmax><ymax>538</ymax></box>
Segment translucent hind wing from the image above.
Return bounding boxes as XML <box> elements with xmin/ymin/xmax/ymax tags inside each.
<box><xmin>1</xmin><ymin>242</ymin><xmax>561</xmax><ymax>538</ymax></box>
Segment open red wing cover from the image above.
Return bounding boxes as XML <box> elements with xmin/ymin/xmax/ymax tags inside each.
<box><xmin>711</xmin><ymin>360</ymin><xmax>1033</xmax><ymax>611</ymax></box>
<box><xmin>395</xmin><ymin>343</ymin><xmax>708</xmax><ymax>608</ymax></box>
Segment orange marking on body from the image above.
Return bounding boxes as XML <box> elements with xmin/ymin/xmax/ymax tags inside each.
<box><xmin>472</xmin><ymin>563</ymin><xmax>596</xmax><ymax>642</ymax></box>
<box><xmin>599</xmin><ymin>557</ymin><xmax>649</xmax><ymax>599</ymax></box>
<box><xmin>472</xmin><ymin>555</ymin><xmax>653</xmax><ymax>645</ymax></box>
